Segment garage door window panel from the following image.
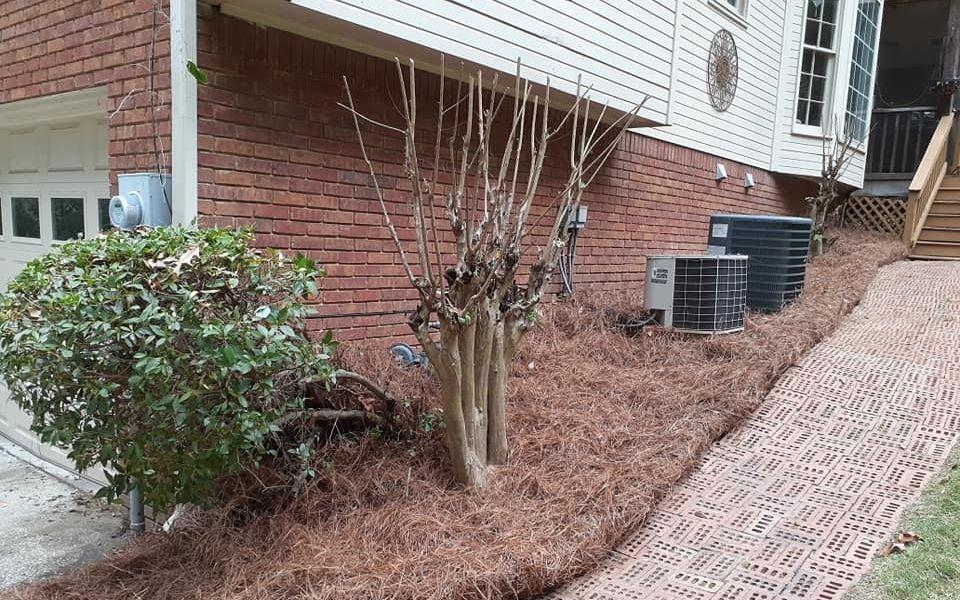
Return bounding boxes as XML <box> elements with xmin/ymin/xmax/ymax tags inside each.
<box><xmin>52</xmin><ymin>197</ymin><xmax>85</xmax><ymax>241</ymax></box>
<box><xmin>98</xmin><ymin>198</ymin><xmax>113</xmax><ymax>233</ymax></box>
<box><xmin>12</xmin><ymin>197</ymin><xmax>41</xmax><ymax>240</ymax></box>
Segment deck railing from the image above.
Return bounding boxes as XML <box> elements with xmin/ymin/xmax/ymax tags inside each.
<box><xmin>903</xmin><ymin>112</ymin><xmax>958</xmax><ymax>246</ymax></box>
<box><xmin>867</xmin><ymin>106</ymin><xmax>939</xmax><ymax>179</ymax></box>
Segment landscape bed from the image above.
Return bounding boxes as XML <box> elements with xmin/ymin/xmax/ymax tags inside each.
<box><xmin>12</xmin><ymin>230</ymin><xmax>905</xmax><ymax>600</ymax></box>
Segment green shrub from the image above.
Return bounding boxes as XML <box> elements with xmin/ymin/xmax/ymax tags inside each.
<box><xmin>0</xmin><ymin>226</ymin><xmax>335</xmax><ymax>511</ymax></box>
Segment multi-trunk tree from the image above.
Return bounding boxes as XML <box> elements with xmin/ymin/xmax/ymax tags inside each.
<box><xmin>342</xmin><ymin>60</ymin><xmax>644</xmax><ymax>487</ymax></box>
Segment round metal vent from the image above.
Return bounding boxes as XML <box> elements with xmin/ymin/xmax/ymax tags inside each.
<box><xmin>707</xmin><ymin>29</ymin><xmax>739</xmax><ymax>112</ymax></box>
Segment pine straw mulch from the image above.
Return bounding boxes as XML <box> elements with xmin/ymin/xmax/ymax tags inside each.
<box><xmin>9</xmin><ymin>230</ymin><xmax>905</xmax><ymax>600</ymax></box>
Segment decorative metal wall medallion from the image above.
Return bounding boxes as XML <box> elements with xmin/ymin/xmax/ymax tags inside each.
<box><xmin>707</xmin><ymin>29</ymin><xmax>738</xmax><ymax>112</ymax></box>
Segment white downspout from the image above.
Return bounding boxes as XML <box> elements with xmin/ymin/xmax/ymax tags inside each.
<box><xmin>170</xmin><ymin>0</ymin><xmax>198</xmax><ymax>226</ymax></box>
<box><xmin>123</xmin><ymin>0</ymin><xmax>196</xmax><ymax>531</ymax></box>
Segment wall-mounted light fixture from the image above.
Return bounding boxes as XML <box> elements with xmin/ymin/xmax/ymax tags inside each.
<box><xmin>715</xmin><ymin>163</ymin><xmax>728</xmax><ymax>181</ymax></box>
<box><xmin>744</xmin><ymin>173</ymin><xmax>755</xmax><ymax>189</ymax></box>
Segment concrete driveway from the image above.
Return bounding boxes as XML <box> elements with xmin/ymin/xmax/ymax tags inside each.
<box><xmin>0</xmin><ymin>443</ymin><xmax>124</xmax><ymax>590</ymax></box>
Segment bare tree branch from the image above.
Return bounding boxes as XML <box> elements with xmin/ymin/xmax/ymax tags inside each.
<box><xmin>395</xmin><ymin>58</ymin><xmax>435</xmax><ymax>291</ymax></box>
<box><xmin>341</xmin><ymin>76</ymin><xmax>419</xmax><ymax>290</ymax></box>
<box><xmin>334</xmin><ymin>369</ymin><xmax>396</xmax><ymax>411</ymax></box>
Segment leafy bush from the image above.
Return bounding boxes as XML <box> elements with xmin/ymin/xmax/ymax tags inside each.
<box><xmin>0</xmin><ymin>226</ymin><xmax>334</xmax><ymax>511</ymax></box>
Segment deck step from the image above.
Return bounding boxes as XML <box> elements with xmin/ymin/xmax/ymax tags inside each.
<box><xmin>931</xmin><ymin>200</ymin><xmax>960</xmax><ymax>214</ymax></box>
<box><xmin>935</xmin><ymin>189</ymin><xmax>960</xmax><ymax>201</ymax></box>
<box><xmin>911</xmin><ymin>240</ymin><xmax>960</xmax><ymax>259</ymax></box>
<box><xmin>918</xmin><ymin>227</ymin><xmax>960</xmax><ymax>242</ymax></box>
<box><xmin>922</xmin><ymin>214</ymin><xmax>960</xmax><ymax>228</ymax></box>
<box><xmin>938</xmin><ymin>175</ymin><xmax>960</xmax><ymax>190</ymax></box>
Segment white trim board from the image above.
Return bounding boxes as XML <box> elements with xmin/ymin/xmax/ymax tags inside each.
<box><xmin>0</xmin><ymin>88</ymin><xmax>108</xmax><ymax>128</ymax></box>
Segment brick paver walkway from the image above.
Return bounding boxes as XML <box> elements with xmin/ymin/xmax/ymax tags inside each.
<box><xmin>549</xmin><ymin>261</ymin><xmax>960</xmax><ymax>600</ymax></box>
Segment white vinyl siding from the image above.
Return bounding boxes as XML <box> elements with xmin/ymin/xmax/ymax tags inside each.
<box><xmin>642</xmin><ymin>0</ymin><xmax>785</xmax><ymax>169</ymax></box>
<box><xmin>221</xmin><ymin>0</ymin><xmax>675</xmax><ymax>125</ymax></box>
<box><xmin>845</xmin><ymin>0</ymin><xmax>881</xmax><ymax>141</ymax></box>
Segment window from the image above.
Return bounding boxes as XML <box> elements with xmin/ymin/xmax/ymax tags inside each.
<box><xmin>796</xmin><ymin>0</ymin><xmax>840</xmax><ymax>129</ymax></box>
<box><xmin>845</xmin><ymin>0</ymin><xmax>881</xmax><ymax>141</ymax></box>
<box><xmin>711</xmin><ymin>0</ymin><xmax>749</xmax><ymax>21</ymax></box>
<box><xmin>724</xmin><ymin>0</ymin><xmax>743</xmax><ymax>11</ymax></box>
<box><xmin>12</xmin><ymin>197</ymin><xmax>40</xmax><ymax>239</ymax></box>
<box><xmin>52</xmin><ymin>197</ymin><xmax>85</xmax><ymax>241</ymax></box>
<box><xmin>98</xmin><ymin>198</ymin><xmax>113</xmax><ymax>232</ymax></box>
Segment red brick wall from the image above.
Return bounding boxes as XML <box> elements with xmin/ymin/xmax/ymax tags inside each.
<box><xmin>0</xmin><ymin>0</ymin><xmax>171</xmax><ymax>185</ymax></box>
<box><xmin>197</xmin><ymin>13</ymin><xmax>813</xmax><ymax>342</ymax></box>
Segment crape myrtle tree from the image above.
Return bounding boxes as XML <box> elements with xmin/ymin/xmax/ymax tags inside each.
<box><xmin>341</xmin><ymin>59</ymin><xmax>645</xmax><ymax>487</ymax></box>
<box><xmin>808</xmin><ymin>119</ymin><xmax>861</xmax><ymax>256</ymax></box>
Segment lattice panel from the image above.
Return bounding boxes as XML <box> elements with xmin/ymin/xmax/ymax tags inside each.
<box><xmin>843</xmin><ymin>196</ymin><xmax>906</xmax><ymax>235</ymax></box>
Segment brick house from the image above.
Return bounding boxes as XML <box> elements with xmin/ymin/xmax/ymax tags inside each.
<box><xmin>0</xmin><ymin>0</ymin><xmax>884</xmax><ymax>471</ymax></box>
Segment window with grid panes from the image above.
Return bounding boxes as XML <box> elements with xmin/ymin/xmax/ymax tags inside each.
<box><xmin>796</xmin><ymin>0</ymin><xmax>839</xmax><ymax>129</ymax></box>
<box><xmin>845</xmin><ymin>0</ymin><xmax>881</xmax><ymax>141</ymax></box>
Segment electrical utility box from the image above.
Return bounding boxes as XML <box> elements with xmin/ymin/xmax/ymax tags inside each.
<box><xmin>109</xmin><ymin>173</ymin><xmax>172</xmax><ymax>229</ymax></box>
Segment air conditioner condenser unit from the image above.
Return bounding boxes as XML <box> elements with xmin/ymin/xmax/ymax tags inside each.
<box><xmin>644</xmin><ymin>254</ymin><xmax>748</xmax><ymax>334</ymax></box>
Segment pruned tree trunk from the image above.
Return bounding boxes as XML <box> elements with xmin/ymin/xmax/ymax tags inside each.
<box><xmin>424</xmin><ymin>274</ymin><xmax>529</xmax><ymax>485</ymax></box>
<box><xmin>341</xmin><ymin>58</ymin><xmax>645</xmax><ymax>487</ymax></box>
<box><xmin>810</xmin><ymin>202</ymin><xmax>825</xmax><ymax>257</ymax></box>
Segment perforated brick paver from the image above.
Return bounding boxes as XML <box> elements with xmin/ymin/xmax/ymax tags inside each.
<box><xmin>548</xmin><ymin>261</ymin><xmax>960</xmax><ymax>600</ymax></box>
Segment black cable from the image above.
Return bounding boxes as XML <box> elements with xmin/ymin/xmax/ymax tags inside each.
<box><xmin>568</xmin><ymin>228</ymin><xmax>579</xmax><ymax>292</ymax></box>
<box><xmin>558</xmin><ymin>227</ymin><xmax>580</xmax><ymax>296</ymax></box>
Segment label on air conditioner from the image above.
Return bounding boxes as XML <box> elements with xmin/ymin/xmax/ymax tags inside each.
<box><xmin>651</xmin><ymin>267</ymin><xmax>669</xmax><ymax>284</ymax></box>
<box><xmin>711</xmin><ymin>223</ymin><xmax>728</xmax><ymax>238</ymax></box>
<box><xmin>707</xmin><ymin>245</ymin><xmax>726</xmax><ymax>256</ymax></box>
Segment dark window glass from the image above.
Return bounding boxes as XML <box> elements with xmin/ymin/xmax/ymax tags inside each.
<box><xmin>812</xmin><ymin>53</ymin><xmax>828</xmax><ymax>76</ymax></box>
<box><xmin>820</xmin><ymin>24</ymin><xmax>834</xmax><ymax>49</ymax></box>
<box><xmin>796</xmin><ymin>100</ymin><xmax>809</xmax><ymax>124</ymax></box>
<box><xmin>811</xmin><ymin>76</ymin><xmax>826</xmax><ymax>99</ymax></box>
<box><xmin>98</xmin><ymin>198</ymin><xmax>113</xmax><ymax>232</ymax></box>
<box><xmin>805</xmin><ymin>20</ymin><xmax>819</xmax><ymax>46</ymax></box>
<box><xmin>12</xmin><ymin>197</ymin><xmax>40</xmax><ymax>239</ymax></box>
<box><xmin>808</xmin><ymin>102</ymin><xmax>823</xmax><ymax>126</ymax></box>
<box><xmin>52</xmin><ymin>197</ymin><xmax>85</xmax><ymax>241</ymax></box>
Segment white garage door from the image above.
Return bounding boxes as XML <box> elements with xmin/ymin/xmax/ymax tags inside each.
<box><xmin>0</xmin><ymin>91</ymin><xmax>110</xmax><ymax>478</ymax></box>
